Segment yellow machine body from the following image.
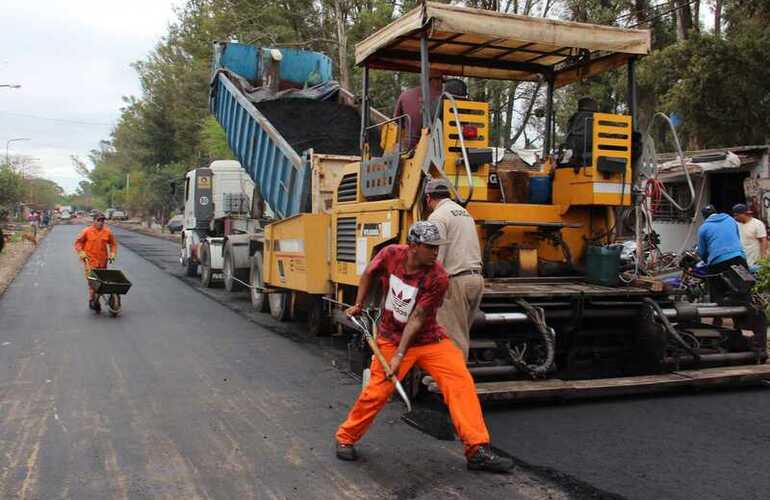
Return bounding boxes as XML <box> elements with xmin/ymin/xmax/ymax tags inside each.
<box><xmin>263</xmin><ymin>213</ymin><xmax>332</xmax><ymax>294</ymax></box>
<box><xmin>262</xmin><ymin>102</ymin><xmax>633</xmax><ymax>291</ymax></box>
<box><xmin>552</xmin><ymin>113</ymin><xmax>633</xmax><ymax>207</ymax></box>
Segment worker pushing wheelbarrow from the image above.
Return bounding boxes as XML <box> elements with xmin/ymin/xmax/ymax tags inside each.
<box><xmin>74</xmin><ymin>211</ymin><xmax>131</xmax><ymax>316</ymax></box>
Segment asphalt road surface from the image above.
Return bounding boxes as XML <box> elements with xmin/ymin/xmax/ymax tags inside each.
<box><xmin>0</xmin><ymin>225</ymin><xmax>571</xmax><ymax>500</ymax></box>
<box><xmin>3</xmin><ymin>224</ymin><xmax>770</xmax><ymax>499</ymax></box>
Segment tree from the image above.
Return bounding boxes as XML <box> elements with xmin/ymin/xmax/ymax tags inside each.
<box><xmin>0</xmin><ymin>165</ymin><xmax>24</xmax><ymax>206</ymax></box>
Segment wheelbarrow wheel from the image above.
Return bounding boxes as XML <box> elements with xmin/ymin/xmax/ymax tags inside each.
<box><xmin>108</xmin><ymin>294</ymin><xmax>121</xmax><ymax>318</ymax></box>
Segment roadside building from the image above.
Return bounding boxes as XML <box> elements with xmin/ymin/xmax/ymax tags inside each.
<box><xmin>650</xmin><ymin>145</ymin><xmax>770</xmax><ymax>254</ymax></box>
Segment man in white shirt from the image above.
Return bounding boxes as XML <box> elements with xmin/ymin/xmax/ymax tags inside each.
<box><xmin>732</xmin><ymin>203</ymin><xmax>767</xmax><ymax>267</ymax></box>
<box><xmin>425</xmin><ymin>179</ymin><xmax>484</xmax><ymax>358</ymax></box>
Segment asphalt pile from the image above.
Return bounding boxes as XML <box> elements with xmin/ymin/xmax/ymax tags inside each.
<box><xmin>255</xmin><ymin>98</ymin><xmax>362</xmax><ymax>156</ymax></box>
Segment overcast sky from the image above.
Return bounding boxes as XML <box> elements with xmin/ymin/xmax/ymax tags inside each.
<box><xmin>0</xmin><ymin>1</ymin><xmax>180</xmax><ymax>194</ymax></box>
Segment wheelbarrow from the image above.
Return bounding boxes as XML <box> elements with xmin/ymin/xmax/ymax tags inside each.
<box><xmin>87</xmin><ymin>268</ymin><xmax>132</xmax><ymax>317</ymax></box>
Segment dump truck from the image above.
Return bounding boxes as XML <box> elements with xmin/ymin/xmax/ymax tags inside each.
<box><xmin>188</xmin><ymin>5</ymin><xmax>770</xmax><ymax>401</ymax></box>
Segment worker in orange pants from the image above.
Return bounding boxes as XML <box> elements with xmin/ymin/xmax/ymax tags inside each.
<box><xmin>335</xmin><ymin>221</ymin><xmax>512</xmax><ymax>472</ymax></box>
<box><xmin>336</xmin><ymin>336</ymin><xmax>490</xmax><ymax>455</ymax></box>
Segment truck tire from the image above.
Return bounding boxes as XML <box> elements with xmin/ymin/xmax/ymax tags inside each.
<box><xmin>180</xmin><ymin>234</ymin><xmax>198</xmax><ymax>277</ymax></box>
<box><xmin>223</xmin><ymin>246</ymin><xmax>245</xmax><ymax>292</ymax></box>
<box><xmin>306</xmin><ymin>295</ymin><xmax>330</xmax><ymax>337</ymax></box>
<box><xmin>249</xmin><ymin>254</ymin><xmax>268</xmax><ymax>312</ymax></box>
<box><xmin>185</xmin><ymin>256</ymin><xmax>198</xmax><ymax>277</ymax></box>
<box><xmin>200</xmin><ymin>243</ymin><xmax>213</xmax><ymax>288</ymax></box>
<box><xmin>269</xmin><ymin>292</ymin><xmax>290</xmax><ymax>321</ymax></box>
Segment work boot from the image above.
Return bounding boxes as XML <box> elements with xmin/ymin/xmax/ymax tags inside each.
<box><xmin>466</xmin><ymin>445</ymin><xmax>514</xmax><ymax>473</ymax></box>
<box><xmin>335</xmin><ymin>442</ymin><xmax>357</xmax><ymax>461</ymax></box>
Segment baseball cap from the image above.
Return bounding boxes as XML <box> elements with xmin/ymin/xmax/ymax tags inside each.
<box><xmin>424</xmin><ymin>179</ymin><xmax>452</xmax><ymax>196</ymax></box>
<box><xmin>701</xmin><ymin>204</ymin><xmax>717</xmax><ymax>218</ymax></box>
<box><xmin>732</xmin><ymin>203</ymin><xmax>749</xmax><ymax>214</ymax></box>
<box><xmin>407</xmin><ymin>221</ymin><xmax>448</xmax><ymax>246</ymax></box>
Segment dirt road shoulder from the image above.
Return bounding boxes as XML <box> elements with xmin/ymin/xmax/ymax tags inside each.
<box><xmin>0</xmin><ymin>227</ymin><xmax>50</xmax><ymax>297</ymax></box>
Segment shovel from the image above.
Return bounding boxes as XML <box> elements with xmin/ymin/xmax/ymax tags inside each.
<box><xmin>349</xmin><ymin>310</ymin><xmax>413</xmax><ymax>413</ymax></box>
<box><xmin>325</xmin><ymin>298</ymin><xmax>456</xmax><ymax>440</ymax></box>
<box><xmin>324</xmin><ymin>298</ymin><xmax>411</xmax><ymax>412</ymax></box>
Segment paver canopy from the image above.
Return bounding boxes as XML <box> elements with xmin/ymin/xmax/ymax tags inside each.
<box><xmin>355</xmin><ymin>2</ymin><xmax>651</xmax><ymax>87</ymax></box>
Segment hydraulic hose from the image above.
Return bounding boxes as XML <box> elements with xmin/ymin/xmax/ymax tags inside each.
<box><xmin>643</xmin><ymin>297</ymin><xmax>700</xmax><ymax>361</ymax></box>
<box><xmin>428</xmin><ymin>91</ymin><xmax>475</xmax><ymax>207</ymax></box>
<box><xmin>508</xmin><ymin>299</ymin><xmax>556</xmax><ymax>378</ymax></box>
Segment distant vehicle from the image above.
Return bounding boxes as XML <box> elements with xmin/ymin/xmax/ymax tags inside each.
<box><xmin>111</xmin><ymin>210</ymin><xmax>127</xmax><ymax>220</ymax></box>
<box><xmin>166</xmin><ymin>214</ymin><xmax>183</xmax><ymax>234</ymax></box>
<box><xmin>105</xmin><ymin>208</ymin><xmax>116</xmax><ymax>219</ymax></box>
<box><xmin>59</xmin><ymin>211</ymin><xmax>72</xmax><ymax>223</ymax></box>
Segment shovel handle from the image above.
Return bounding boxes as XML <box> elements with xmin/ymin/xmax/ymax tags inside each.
<box><xmin>364</xmin><ymin>333</ymin><xmax>397</xmax><ymax>380</ymax></box>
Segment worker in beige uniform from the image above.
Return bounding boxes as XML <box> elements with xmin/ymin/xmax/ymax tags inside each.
<box><xmin>425</xmin><ymin>179</ymin><xmax>483</xmax><ymax>358</ymax></box>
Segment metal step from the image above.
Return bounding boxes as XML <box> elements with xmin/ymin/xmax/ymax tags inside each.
<box><xmin>436</xmin><ymin>364</ymin><xmax>770</xmax><ymax>401</ymax></box>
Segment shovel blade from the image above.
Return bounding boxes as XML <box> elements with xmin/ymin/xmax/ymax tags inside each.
<box><xmin>393</xmin><ymin>380</ymin><xmax>412</xmax><ymax>413</ymax></box>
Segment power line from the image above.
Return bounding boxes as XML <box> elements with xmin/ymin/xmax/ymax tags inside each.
<box><xmin>0</xmin><ymin>110</ymin><xmax>114</xmax><ymax>127</ymax></box>
<box><xmin>614</xmin><ymin>0</ymin><xmax>672</xmax><ymax>23</ymax></box>
<box><xmin>629</xmin><ymin>0</ymin><xmax>701</xmax><ymax>28</ymax></box>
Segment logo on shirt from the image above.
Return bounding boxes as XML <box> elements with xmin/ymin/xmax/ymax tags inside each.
<box><xmin>385</xmin><ymin>274</ymin><xmax>418</xmax><ymax>323</ymax></box>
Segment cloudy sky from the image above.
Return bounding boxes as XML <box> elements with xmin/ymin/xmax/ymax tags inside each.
<box><xmin>0</xmin><ymin>1</ymin><xmax>180</xmax><ymax>193</ymax></box>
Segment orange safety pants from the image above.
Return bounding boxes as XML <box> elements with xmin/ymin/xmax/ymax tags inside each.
<box><xmin>336</xmin><ymin>337</ymin><xmax>490</xmax><ymax>456</ymax></box>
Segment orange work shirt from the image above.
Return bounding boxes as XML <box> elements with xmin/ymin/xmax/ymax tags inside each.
<box><xmin>74</xmin><ymin>225</ymin><xmax>116</xmax><ymax>268</ymax></box>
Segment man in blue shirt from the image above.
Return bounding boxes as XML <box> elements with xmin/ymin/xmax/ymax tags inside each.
<box><xmin>697</xmin><ymin>204</ymin><xmax>748</xmax><ymax>302</ymax></box>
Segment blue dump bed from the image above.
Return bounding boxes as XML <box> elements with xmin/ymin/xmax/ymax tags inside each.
<box><xmin>209</xmin><ymin>43</ymin><xmax>362</xmax><ymax>219</ymax></box>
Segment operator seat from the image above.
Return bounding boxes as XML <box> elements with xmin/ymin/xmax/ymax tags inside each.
<box><xmin>443</xmin><ymin>78</ymin><xmax>468</xmax><ymax>100</ymax></box>
<box><xmin>564</xmin><ymin>97</ymin><xmax>598</xmax><ymax>166</ymax></box>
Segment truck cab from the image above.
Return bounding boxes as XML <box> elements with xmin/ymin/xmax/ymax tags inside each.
<box><xmin>180</xmin><ymin>160</ymin><xmax>255</xmax><ymax>279</ymax></box>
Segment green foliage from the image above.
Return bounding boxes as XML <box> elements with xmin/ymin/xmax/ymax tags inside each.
<box><xmin>24</xmin><ymin>178</ymin><xmax>64</xmax><ymax>208</ymax></box>
<box><xmin>0</xmin><ymin>164</ymin><xmax>64</xmax><ymax>210</ymax></box>
<box><xmin>0</xmin><ymin>165</ymin><xmax>25</xmax><ymax>206</ymax></box>
<box><xmin>638</xmin><ymin>25</ymin><xmax>770</xmax><ymax>149</ymax></box>
<box><xmin>199</xmin><ymin>116</ymin><xmax>235</xmax><ymax>162</ymax></box>
<box><xmin>753</xmin><ymin>257</ymin><xmax>770</xmax><ymax>293</ymax></box>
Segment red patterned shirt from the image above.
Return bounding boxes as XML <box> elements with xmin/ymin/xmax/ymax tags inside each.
<box><xmin>366</xmin><ymin>244</ymin><xmax>448</xmax><ymax>345</ymax></box>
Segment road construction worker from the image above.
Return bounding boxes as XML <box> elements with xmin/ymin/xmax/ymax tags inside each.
<box><xmin>425</xmin><ymin>179</ymin><xmax>483</xmax><ymax>359</ymax></box>
<box><xmin>732</xmin><ymin>203</ymin><xmax>767</xmax><ymax>268</ymax></box>
<box><xmin>697</xmin><ymin>204</ymin><xmax>747</xmax><ymax>303</ymax></box>
<box><xmin>335</xmin><ymin>221</ymin><xmax>513</xmax><ymax>473</ymax></box>
<box><xmin>74</xmin><ymin>212</ymin><xmax>117</xmax><ymax>311</ymax></box>
<box><xmin>393</xmin><ymin>71</ymin><xmax>443</xmax><ymax>151</ymax></box>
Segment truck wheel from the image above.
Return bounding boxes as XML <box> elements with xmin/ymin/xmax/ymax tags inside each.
<box><xmin>186</xmin><ymin>259</ymin><xmax>198</xmax><ymax>277</ymax></box>
<box><xmin>307</xmin><ymin>296</ymin><xmax>330</xmax><ymax>337</ymax></box>
<box><xmin>181</xmin><ymin>234</ymin><xmax>197</xmax><ymax>277</ymax></box>
<box><xmin>249</xmin><ymin>255</ymin><xmax>268</xmax><ymax>312</ymax></box>
<box><xmin>269</xmin><ymin>292</ymin><xmax>290</xmax><ymax>321</ymax></box>
<box><xmin>223</xmin><ymin>246</ymin><xmax>244</xmax><ymax>292</ymax></box>
<box><xmin>200</xmin><ymin>243</ymin><xmax>213</xmax><ymax>288</ymax></box>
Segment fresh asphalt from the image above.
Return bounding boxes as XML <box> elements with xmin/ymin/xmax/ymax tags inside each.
<box><xmin>0</xmin><ymin>225</ymin><xmax>570</xmax><ymax>500</ymax></box>
<box><xmin>3</xmin><ymin>224</ymin><xmax>769</xmax><ymax>499</ymax></box>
